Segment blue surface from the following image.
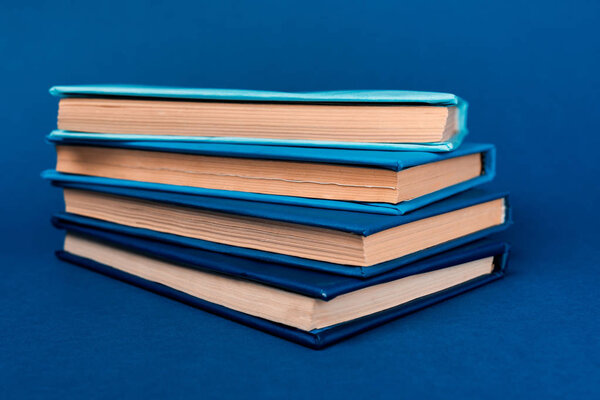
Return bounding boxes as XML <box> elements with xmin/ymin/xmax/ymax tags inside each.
<box><xmin>1</xmin><ymin>0</ymin><xmax>599</xmax><ymax>399</ymax></box>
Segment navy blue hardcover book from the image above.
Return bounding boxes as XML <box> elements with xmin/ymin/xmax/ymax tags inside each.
<box><xmin>53</xmin><ymin>218</ymin><xmax>509</xmax><ymax>349</ymax></box>
<box><xmin>45</xmin><ymin>138</ymin><xmax>495</xmax><ymax>215</ymax></box>
<box><xmin>48</xmin><ymin>184</ymin><xmax>511</xmax><ymax>277</ymax></box>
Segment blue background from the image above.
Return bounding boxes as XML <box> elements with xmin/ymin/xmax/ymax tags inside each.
<box><xmin>1</xmin><ymin>1</ymin><xmax>599</xmax><ymax>398</ymax></box>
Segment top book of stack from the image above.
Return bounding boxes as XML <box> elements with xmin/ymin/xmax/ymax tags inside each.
<box><xmin>50</xmin><ymin>85</ymin><xmax>468</xmax><ymax>152</ymax></box>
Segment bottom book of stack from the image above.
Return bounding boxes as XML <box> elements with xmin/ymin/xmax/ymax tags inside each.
<box><xmin>54</xmin><ymin>218</ymin><xmax>509</xmax><ymax>349</ymax></box>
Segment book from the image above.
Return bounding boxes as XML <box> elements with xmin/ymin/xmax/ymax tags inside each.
<box><xmin>52</xmin><ymin>212</ymin><xmax>511</xmax><ymax>278</ymax></box>
<box><xmin>43</xmin><ymin>169</ymin><xmax>489</xmax><ymax>216</ymax></box>
<box><xmin>50</xmin><ymin>85</ymin><xmax>468</xmax><ymax>150</ymax></box>
<box><xmin>53</xmin><ymin>215</ymin><xmax>508</xmax><ymax>297</ymax></box>
<box><xmin>50</xmin><ymin>140</ymin><xmax>494</xmax><ymax>204</ymax></box>
<box><xmin>54</xmin><ymin>225</ymin><xmax>509</xmax><ymax>348</ymax></box>
<box><xmin>50</xmin><ymin>179</ymin><xmax>510</xmax><ymax>269</ymax></box>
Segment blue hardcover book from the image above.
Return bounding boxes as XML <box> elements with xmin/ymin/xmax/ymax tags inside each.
<box><xmin>48</xmin><ymin>182</ymin><xmax>512</xmax><ymax>277</ymax></box>
<box><xmin>44</xmin><ymin>140</ymin><xmax>495</xmax><ymax>214</ymax></box>
<box><xmin>53</xmin><ymin>218</ymin><xmax>509</xmax><ymax>349</ymax></box>
<box><xmin>50</xmin><ymin>85</ymin><xmax>468</xmax><ymax>151</ymax></box>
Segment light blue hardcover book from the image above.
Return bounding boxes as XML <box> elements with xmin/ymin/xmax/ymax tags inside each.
<box><xmin>50</xmin><ymin>85</ymin><xmax>468</xmax><ymax>151</ymax></box>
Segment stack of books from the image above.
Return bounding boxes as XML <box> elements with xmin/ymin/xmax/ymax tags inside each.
<box><xmin>44</xmin><ymin>85</ymin><xmax>511</xmax><ymax>349</ymax></box>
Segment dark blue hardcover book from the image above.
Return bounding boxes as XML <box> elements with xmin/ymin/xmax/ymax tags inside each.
<box><xmin>52</xmin><ymin>210</ymin><xmax>510</xmax><ymax>279</ymax></box>
<box><xmin>44</xmin><ymin>140</ymin><xmax>495</xmax><ymax>215</ymax></box>
<box><xmin>53</xmin><ymin>220</ymin><xmax>509</xmax><ymax>348</ymax></box>
<box><xmin>49</xmin><ymin>182</ymin><xmax>511</xmax><ymax>276</ymax></box>
<box><xmin>54</xmin><ymin>216</ymin><xmax>508</xmax><ymax>299</ymax></box>
<box><xmin>48</xmin><ymin>186</ymin><xmax>512</xmax><ymax>276</ymax></box>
